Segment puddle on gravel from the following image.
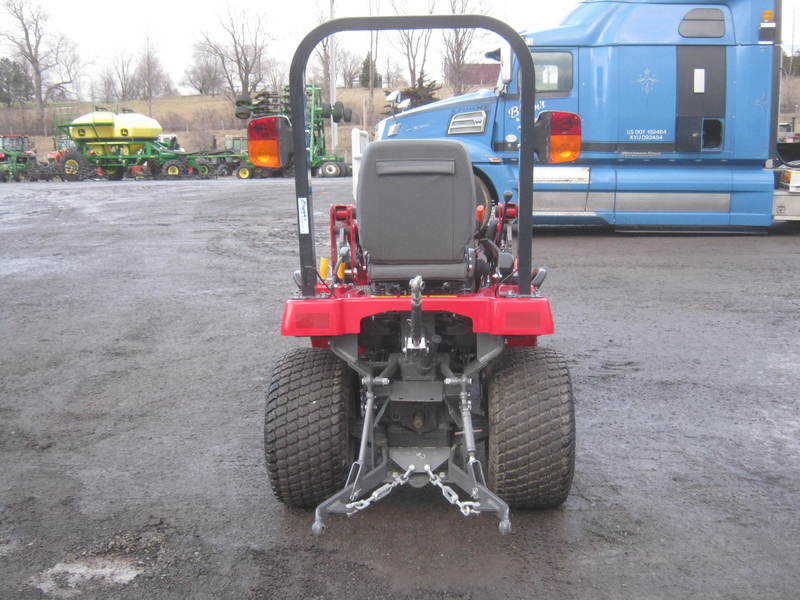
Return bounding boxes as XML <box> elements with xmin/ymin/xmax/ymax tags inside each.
<box><xmin>30</xmin><ymin>556</ymin><xmax>142</xmax><ymax>598</ymax></box>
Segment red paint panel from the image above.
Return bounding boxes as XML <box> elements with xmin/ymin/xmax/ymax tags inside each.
<box><xmin>281</xmin><ymin>291</ymin><xmax>555</xmax><ymax>337</ymax></box>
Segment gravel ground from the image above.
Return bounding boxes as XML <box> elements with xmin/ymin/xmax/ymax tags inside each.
<box><xmin>1</xmin><ymin>177</ymin><xmax>799</xmax><ymax>599</ymax></box>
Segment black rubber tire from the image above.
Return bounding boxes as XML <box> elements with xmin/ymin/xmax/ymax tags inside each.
<box><xmin>343</xmin><ymin>107</ymin><xmax>353</xmax><ymax>123</ymax></box>
<box><xmin>103</xmin><ymin>166</ymin><xmax>125</xmax><ymax>180</ymax></box>
<box><xmin>60</xmin><ymin>151</ymin><xmax>92</xmax><ymax>181</ymax></box>
<box><xmin>487</xmin><ymin>346</ymin><xmax>575</xmax><ymax>508</ymax></box>
<box><xmin>216</xmin><ymin>164</ymin><xmax>230</xmax><ymax>177</ymax></box>
<box><xmin>234</xmin><ymin>107</ymin><xmax>251</xmax><ymax>120</ymax></box>
<box><xmin>235</xmin><ymin>93</ymin><xmax>252</xmax><ymax>107</ymax></box>
<box><xmin>194</xmin><ymin>160</ymin><xmax>212</xmax><ymax>176</ymax></box>
<box><xmin>332</xmin><ymin>101</ymin><xmax>344</xmax><ymax>123</ymax></box>
<box><xmin>162</xmin><ymin>159</ymin><xmax>186</xmax><ymax>178</ymax></box>
<box><xmin>265</xmin><ymin>348</ymin><xmax>353</xmax><ymax>508</ymax></box>
<box><xmin>320</xmin><ymin>161</ymin><xmax>340</xmax><ymax>177</ymax></box>
<box><xmin>321</xmin><ymin>102</ymin><xmax>332</xmax><ymax>118</ymax></box>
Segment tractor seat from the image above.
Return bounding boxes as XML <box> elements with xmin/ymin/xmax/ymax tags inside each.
<box><xmin>356</xmin><ymin>139</ymin><xmax>475</xmax><ymax>284</ymax></box>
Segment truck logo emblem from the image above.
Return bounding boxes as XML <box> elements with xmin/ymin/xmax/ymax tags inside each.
<box><xmin>636</xmin><ymin>68</ymin><xmax>659</xmax><ymax>95</ymax></box>
<box><xmin>507</xmin><ymin>106</ymin><xmax>520</xmax><ymax>119</ymax></box>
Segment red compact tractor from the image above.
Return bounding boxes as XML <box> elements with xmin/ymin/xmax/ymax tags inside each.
<box><xmin>265</xmin><ymin>15</ymin><xmax>581</xmax><ymax>535</ymax></box>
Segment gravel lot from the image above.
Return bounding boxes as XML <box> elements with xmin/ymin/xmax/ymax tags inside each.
<box><xmin>1</xmin><ymin>177</ymin><xmax>799</xmax><ymax>599</ymax></box>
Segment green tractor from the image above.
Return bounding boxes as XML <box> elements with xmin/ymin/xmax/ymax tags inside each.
<box><xmin>235</xmin><ymin>85</ymin><xmax>351</xmax><ymax>177</ymax></box>
<box><xmin>0</xmin><ymin>135</ymin><xmax>41</xmax><ymax>182</ymax></box>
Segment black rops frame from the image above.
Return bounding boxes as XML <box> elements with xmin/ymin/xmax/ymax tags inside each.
<box><xmin>289</xmin><ymin>15</ymin><xmax>536</xmax><ymax>297</ymax></box>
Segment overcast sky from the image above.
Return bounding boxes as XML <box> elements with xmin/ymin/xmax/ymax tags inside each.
<box><xmin>37</xmin><ymin>0</ymin><xmax>582</xmax><ymax>93</ymax></box>
<box><xmin>14</xmin><ymin>0</ymin><xmax>800</xmax><ymax>95</ymax></box>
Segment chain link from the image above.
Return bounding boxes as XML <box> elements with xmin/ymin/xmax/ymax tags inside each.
<box><xmin>344</xmin><ymin>464</ymin><xmax>482</xmax><ymax>518</ymax></box>
<box><xmin>345</xmin><ymin>465</ymin><xmax>415</xmax><ymax>513</ymax></box>
<box><xmin>424</xmin><ymin>465</ymin><xmax>481</xmax><ymax>516</ymax></box>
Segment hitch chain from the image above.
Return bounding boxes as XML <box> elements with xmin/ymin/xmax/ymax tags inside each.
<box><xmin>345</xmin><ymin>465</ymin><xmax>415</xmax><ymax>514</ymax></box>
<box><xmin>424</xmin><ymin>465</ymin><xmax>480</xmax><ymax>516</ymax></box>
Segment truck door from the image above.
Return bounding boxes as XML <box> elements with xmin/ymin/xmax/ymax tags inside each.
<box><xmin>675</xmin><ymin>46</ymin><xmax>726</xmax><ymax>153</ymax></box>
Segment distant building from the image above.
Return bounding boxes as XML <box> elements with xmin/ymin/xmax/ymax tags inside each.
<box><xmin>462</xmin><ymin>64</ymin><xmax>501</xmax><ymax>87</ymax></box>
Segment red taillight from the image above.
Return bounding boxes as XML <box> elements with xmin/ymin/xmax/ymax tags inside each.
<box><xmin>549</xmin><ymin>111</ymin><xmax>581</xmax><ymax>136</ymax></box>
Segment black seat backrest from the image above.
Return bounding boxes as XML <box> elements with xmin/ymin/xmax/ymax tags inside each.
<box><xmin>356</xmin><ymin>139</ymin><xmax>475</xmax><ymax>282</ymax></box>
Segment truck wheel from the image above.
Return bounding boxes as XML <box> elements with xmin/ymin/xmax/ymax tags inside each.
<box><xmin>236</xmin><ymin>166</ymin><xmax>253</xmax><ymax>179</ymax></box>
<box><xmin>320</xmin><ymin>161</ymin><xmax>340</xmax><ymax>177</ymax></box>
<box><xmin>343</xmin><ymin>107</ymin><xmax>353</xmax><ymax>123</ymax></box>
<box><xmin>162</xmin><ymin>159</ymin><xmax>187</xmax><ymax>178</ymax></box>
<box><xmin>322</xmin><ymin>102</ymin><xmax>332</xmax><ymax>118</ymax></box>
<box><xmin>235</xmin><ymin>93</ymin><xmax>252</xmax><ymax>107</ymax></box>
<box><xmin>486</xmin><ymin>346</ymin><xmax>575</xmax><ymax>508</ymax></box>
<box><xmin>474</xmin><ymin>175</ymin><xmax>493</xmax><ymax>228</ymax></box>
<box><xmin>103</xmin><ymin>166</ymin><xmax>125</xmax><ymax>180</ymax></box>
<box><xmin>217</xmin><ymin>165</ymin><xmax>230</xmax><ymax>177</ymax></box>
<box><xmin>265</xmin><ymin>348</ymin><xmax>354</xmax><ymax>507</ymax></box>
<box><xmin>60</xmin><ymin>151</ymin><xmax>91</xmax><ymax>182</ymax></box>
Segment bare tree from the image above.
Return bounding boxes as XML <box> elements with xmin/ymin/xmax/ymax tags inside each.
<box><xmin>198</xmin><ymin>9</ymin><xmax>269</xmax><ymax>98</ymax></box>
<box><xmin>390</xmin><ymin>0</ymin><xmax>436</xmax><ymax>89</ymax></box>
<box><xmin>113</xmin><ymin>53</ymin><xmax>137</xmax><ymax>101</ymax></box>
<box><xmin>339</xmin><ymin>48</ymin><xmax>361</xmax><ymax>88</ymax></box>
<box><xmin>2</xmin><ymin>0</ymin><xmax>79</xmax><ymax>134</ymax></box>
<box><xmin>442</xmin><ymin>0</ymin><xmax>481</xmax><ymax>95</ymax></box>
<box><xmin>312</xmin><ymin>33</ymin><xmax>333</xmax><ymax>99</ymax></box>
<box><xmin>183</xmin><ymin>49</ymin><xmax>224</xmax><ymax>96</ymax></box>
<box><xmin>264</xmin><ymin>57</ymin><xmax>287</xmax><ymax>92</ymax></box>
<box><xmin>383</xmin><ymin>56</ymin><xmax>406</xmax><ymax>89</ymax></box>
<box><xmin>134</xmin><ymin>38</ymin><xmax>174</xmax><ymax>115</ymax></box>
<box><xmin>97</xmin><ymin>67</ymin><xmax>118</xmax><ymax>103</ymax></box>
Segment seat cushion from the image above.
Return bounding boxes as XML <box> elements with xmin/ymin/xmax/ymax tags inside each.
<box><xmin>357</xmin><ymin>139</ymin><xmax>475</xmax><ymax>280</ymax></box>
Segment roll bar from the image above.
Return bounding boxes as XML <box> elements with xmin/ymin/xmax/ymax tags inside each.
<box><xmin>289</xmin><ymin>15</ymin><xmax>536</xmax><ymax>297</ymax></box>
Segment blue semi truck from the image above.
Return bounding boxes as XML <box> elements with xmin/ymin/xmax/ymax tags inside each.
<box><xmin>373</xmin><ymin>0</ymin><xmax>799</xmax><ymax>228</ymax></box>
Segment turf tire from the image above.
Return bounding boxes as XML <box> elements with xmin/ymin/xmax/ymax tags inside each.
<box><xmin>487</xmin><ymin>346</ymin><xmax>575</xmax><ymax>508</ymax></box>
<box><xmin>265</xmin><ymin>348</ymin><xmax>353</xmax><ymax>508</ymax></box>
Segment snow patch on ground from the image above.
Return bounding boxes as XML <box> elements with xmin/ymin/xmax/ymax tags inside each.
<box><xmin>30</xmin><ymin>556</ymin><xmax>142</xmax><ymax>598</ymax></box>
<box><xmin>0</xmin><ymin>539</ymin><xmax>18</xmax><ymax>556</ymax></box>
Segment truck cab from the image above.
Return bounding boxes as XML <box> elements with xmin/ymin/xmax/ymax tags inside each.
<box><xmin>377</xmin><ymin>0</ymin><xmax>782</xmax><ymax>228</ymax></box>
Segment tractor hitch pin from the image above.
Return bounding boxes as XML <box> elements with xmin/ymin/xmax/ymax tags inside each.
<box><xmin>404</xmin><ymin>276</ymin><xmax>428</xmax><ymax>355</ymax></box>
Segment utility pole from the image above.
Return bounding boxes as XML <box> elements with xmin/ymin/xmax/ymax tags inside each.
<box><xmin>330</xmin><ymin>0</ymin><xmax>338</xmax><ymax>154</ymax></box>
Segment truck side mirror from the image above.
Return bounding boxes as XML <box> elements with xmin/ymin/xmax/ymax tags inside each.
<box><xmin>533</xmin><ymin>111</ymin><xmax>582</xmax><ymax>163</ymax></box>
<box><xmin>385</xmin><ymin>90</ymin><xmax>401</xmax><ymax>104</ymax></box>
<box><xmin>500</xmin><ymin>43</ymin><xmax>512</xmax><ymax>84</ymax></box>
